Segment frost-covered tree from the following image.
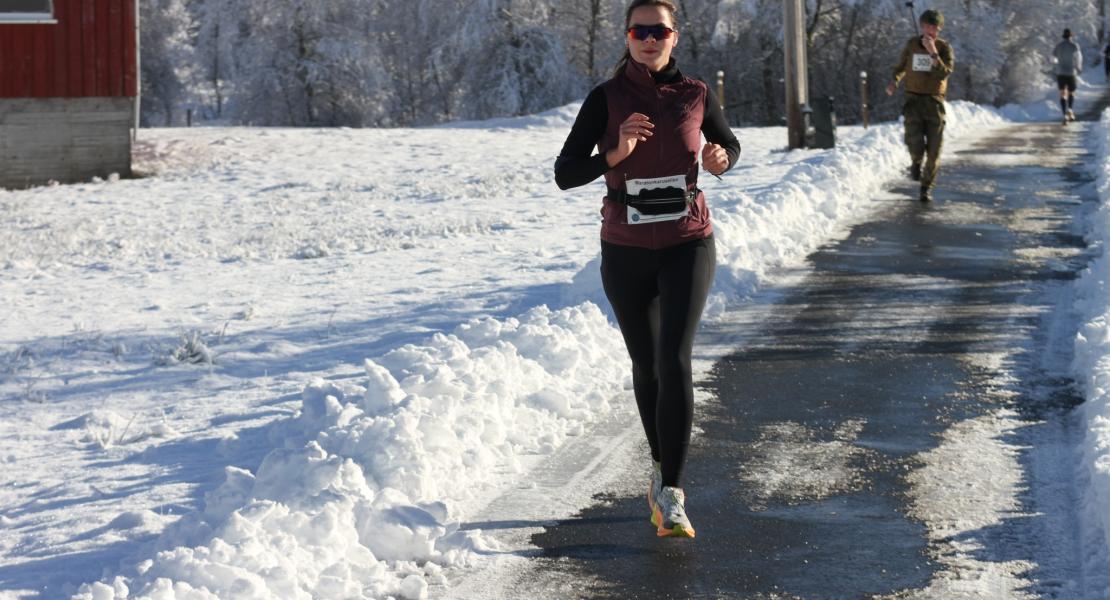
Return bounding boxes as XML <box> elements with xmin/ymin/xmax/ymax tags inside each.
<box><xmin>927</xmin><ymin>0</ymin><xmax>1007</xmax><ymax>104</ymax></box>
<box><xmin>444</xmin><ymin>0</ymin><xmax>584</xmax><ymax>119</ymax></box>
<box><xmin>998</xmin><ymin>0</ymin><xmax>1100</xmax><ymax>103</ymax></box>
<box><xmin>801</xmin><ymin>0</ymin><xmax>906</xmax><ymax>123</ymax></box>
<box><xmin>140</xmin><ymin>0</ymin><xmax>194</xmax><ymax>126</ymax></box>
<box><xmin>673</xmin><ymin>0</ymin><xmax>719</xmax><ymax>67</ymax></box>
<box><xmin>711</xmin><ymin>0</ymin><xmax>788</xmax><ymax>124</ymax></box>
<box><xmin>190</xmin><ymin>0</ymin><xmax>244</xmax><ymax>120</ymax></box>
<box><xmin>551</xmin><ymin>0</ymin><xmax>623</xmax><ymax>82</ymax></box>
<box><xmin>927</xmin><ymin>0</ymin><xmax>1100</xmax><ymax>105</ymax></box>
<box><xmin>375</xmin><ymin>0</ymin><xmax>469</xmax><ymax>125</ymax></box>
<box><xmin>233</xmin><ymin>0</ymin><xmax>390</xmax><ymax>126</ymax></box>
<box><xmin>134</xmin><ymin>0</ymin><xmax>1103</xmax><ymax>127</ymax></box>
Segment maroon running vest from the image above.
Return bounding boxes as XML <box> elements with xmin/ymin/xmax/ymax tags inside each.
<box><xmin>598</xmin><ymin>59</ymin><xmax>713</xmax><ymax>249</ymax></box>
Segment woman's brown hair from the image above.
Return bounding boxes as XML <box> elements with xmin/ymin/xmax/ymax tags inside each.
<box><xmin>613</xmin><ymin>0</ymin><xmax>679</xmax><ymax>76</ymax></box>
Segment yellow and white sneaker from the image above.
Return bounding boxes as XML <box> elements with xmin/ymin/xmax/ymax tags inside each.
<box><xmin>655</xmin><ymin>486</ymin><xmax>695</xmax><ymax>538</ymax></box>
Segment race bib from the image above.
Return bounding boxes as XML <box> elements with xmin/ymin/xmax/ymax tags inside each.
<box><xmin>624</xmin><ymin>174</ymin><xmax>690</xmax><ymax>225</ymax></box>
<box><xmin>912</xmin><ymin>53</ymin><xmax>934</xmax><ymax>72</ymax></box>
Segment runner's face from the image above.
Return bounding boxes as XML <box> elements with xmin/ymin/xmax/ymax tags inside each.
<box><xmin>921</xmin><ymin>22</ymin><xmax>940</xmax><ymax>39</ymax></box>
<box><xmin>627</xmin><ymin>6</ymin><xmax>678</xmax><ymax>72</ymax></box>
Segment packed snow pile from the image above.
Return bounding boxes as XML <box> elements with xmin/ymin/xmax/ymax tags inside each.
<box><xmin>1072</xmin><ymin>106</ymin><xmax>1110</xmax><ymax>596</ymax></box>
<box><xmin>75</xmin><ymin>304</ymin><xmax>627</xmax><ymax>599</ymax></box>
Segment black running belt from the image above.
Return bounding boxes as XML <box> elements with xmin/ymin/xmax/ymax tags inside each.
<box><xmin>608</xmin><ymin>186</ymin><xmax>697</xmax><ymax>215</ymax></box>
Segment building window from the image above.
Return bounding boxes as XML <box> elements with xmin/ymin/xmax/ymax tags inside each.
<box><xmin>0</xmin><ymin>0</ymin><xmax>56</xmax><ymax>24</ymax></box>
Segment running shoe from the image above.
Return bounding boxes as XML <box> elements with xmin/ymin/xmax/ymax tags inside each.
<box><xmin>1067</xmin><ymin>108</ymin><xmax>1076</xmax><ymax>122</ymax></box>
<box><xmin>655</xmin><ymin>486</ymin><xmax>696</xmax><ymax>538</ymax></box>
<box><xmin>909</xmin><ymin>163</ymin><xmax>922</xmax><ymax>182</ymax></box>
<box><xmin>919</xmin><ymin>187</ymin><xmax>932</xmax><ymax>203</ymax></box>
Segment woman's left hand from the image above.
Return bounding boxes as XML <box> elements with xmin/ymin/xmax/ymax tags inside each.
<box><xmin>702</xmin><ymin>143</ymin><xmax>729</xmax><ymax>176</ymax></box>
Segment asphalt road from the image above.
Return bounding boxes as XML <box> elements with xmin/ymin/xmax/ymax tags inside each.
<box><xmin>514</xmin><ymin>107</ymin><xmax>1105</xmax><ymax>599</ymax></box>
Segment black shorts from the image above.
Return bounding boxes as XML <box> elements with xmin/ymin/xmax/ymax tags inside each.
<box><xmin>1057</xmin><ymin>75</ymin><xmax>1077</xmax><ymax>92</ymax></box>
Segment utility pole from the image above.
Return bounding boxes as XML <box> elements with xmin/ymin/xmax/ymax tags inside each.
<box><xmin>1102</xmin><ymin>0</ymin><xmax>1106</xmax><ymax>51</ymax></box>
<box><xmin>860</xmin><ymin>71</ymin><xmax>869</xmax><ymax>129</ymax></box>
<box><xmin>783</xmin><ymin>0</ymin><xmax>809</xmax><ymax>149</ymax></box>
<box><xmin>905</xmin><ymin>1</ymin><xmax>919</xmax><ymax>35</ymax></box>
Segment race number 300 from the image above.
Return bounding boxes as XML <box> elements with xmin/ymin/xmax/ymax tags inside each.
<box><xmin>912</xmin><ymin>54</ymin><xmax>934</xmax><ymax>72</ymax></box>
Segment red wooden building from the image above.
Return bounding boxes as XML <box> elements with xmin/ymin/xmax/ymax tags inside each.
<box><xmin>0</xmin><ymin>0</ymin><xmax>138</xmax><ymax>189</ymax></box>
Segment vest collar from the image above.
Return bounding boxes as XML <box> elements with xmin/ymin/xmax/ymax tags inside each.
<box><xmin>624</xmin><ymin>57</ymin><xmax>681</xmax><ymax>88</ymax></box>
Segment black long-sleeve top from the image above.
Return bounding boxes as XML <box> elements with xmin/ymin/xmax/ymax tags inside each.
<box><xmin>554</xmin><ymin>66</ymin><xmax>741</xmax><ymax>191</ymax></box>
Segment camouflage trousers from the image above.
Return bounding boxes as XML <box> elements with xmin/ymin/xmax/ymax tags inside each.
<box><xmin>903</xmin><ymin>93</ymin><xmax>946</xmax><ymax>190</ymax></box>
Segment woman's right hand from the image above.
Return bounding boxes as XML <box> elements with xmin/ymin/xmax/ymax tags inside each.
<box><xmin>606</xmin><ymin>113</ymin><xmax>654</xmax><ymax>167</ymax></box>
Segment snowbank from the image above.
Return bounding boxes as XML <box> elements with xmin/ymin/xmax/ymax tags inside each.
<box><xmin>1072</xmin><ymin>106</ymin><xmax>1110</xmax><ymax>596</ymax></box>
<box><xmin>70</xmin><ymin>101</ymin><xmax>1007</xmax><ymax>598</ymax></box>
<box><xmin>75</xmin><ymin>305</ymin><xmax>626</xmax><ymax>599</ymax></box>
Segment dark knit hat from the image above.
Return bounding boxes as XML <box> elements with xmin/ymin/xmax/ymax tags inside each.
<box><xmin>919</xmin><ymin>9</ymin><xmax>944</xmax><ymax>28</ymax></box>
<box><xmin>1064</xmin><ymin>28</ymin><xmax>1073</xmax><ymax>39</ymax></box>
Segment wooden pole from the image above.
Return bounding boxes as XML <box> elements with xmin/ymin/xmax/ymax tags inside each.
<box><xmin>1102</xmin><ymin>0</ymin><xmax>1106</xmax><ymax>52</ymax></box>
<box><xmin>860</xmin><ymin>71</ymin><xmax>869</xmax><ymax>129</ymax></box>
<box><xmin>783</xmin><ymin>0</ymin><xmax>808</xmax><ymax>149</ymax></box>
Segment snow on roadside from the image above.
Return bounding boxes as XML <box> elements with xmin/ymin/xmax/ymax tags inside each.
<box><xmin>77</xmin><ymin>305</ymin><xmax>626</xmax><ymax>599</ymax></box>
<box><xmin>1072</xmin><ymin>106</ymin><xmax>1110</xmax><ymax>597</ymax></box>
<box><xmin>21</xmin><ymin>102</ymin><xmax>1006</xmax><ymax>599</ymax></box>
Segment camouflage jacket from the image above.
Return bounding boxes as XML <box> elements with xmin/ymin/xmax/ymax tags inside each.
<box><xmin>892</xmin><ymin>36</ymin><xmax>955</xmax><ymax>100</ymax></box>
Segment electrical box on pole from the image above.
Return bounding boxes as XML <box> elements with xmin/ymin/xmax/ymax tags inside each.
<box><xmin>783</xmin><ymin>0</ymin><xmax>809</xmax><ymax>149</ymax></box>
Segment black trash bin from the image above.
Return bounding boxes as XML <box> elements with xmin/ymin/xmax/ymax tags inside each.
<box><xmin>810</xmin><ymin>96</ymin><xmax>837</xmax><ymax>149</ymax></box>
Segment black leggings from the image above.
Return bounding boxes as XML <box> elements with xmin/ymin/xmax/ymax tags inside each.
<box><xmin>601</xmin><ymin>236</ymin><xmax>716</xmax><ymax>488</ymax></box>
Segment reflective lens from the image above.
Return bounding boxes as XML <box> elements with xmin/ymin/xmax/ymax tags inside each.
<box><xmin>627</xmin><ymin>24</ymin><xmax>676</xmax><ymax>41</ymax></box>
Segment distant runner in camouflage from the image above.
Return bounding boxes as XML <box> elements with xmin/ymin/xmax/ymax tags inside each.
<box><xmin>886</xmin><ymin>9</ymin><xmax>955</xmax><ymax>202</ymax></box>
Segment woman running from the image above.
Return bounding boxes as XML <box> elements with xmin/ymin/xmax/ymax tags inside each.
<box><xmin>554</xmin><ymin>0</ymin><xmax>740</xmax><ymax>538</ymax></box>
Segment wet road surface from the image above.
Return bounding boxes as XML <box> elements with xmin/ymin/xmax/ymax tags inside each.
<box><xmin>511</xmin><ymin>111</ymin><xmax>1104</xmax><ymax>599</ymax></box>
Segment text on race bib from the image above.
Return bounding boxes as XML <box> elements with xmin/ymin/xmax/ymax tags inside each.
<box><xmin>912</xmin><ymin>53</ymin><xmax>934</xmax><ymax>72</ymax></box>
<box><xmin>626</xmin><ymin>174</ymin><xmax>686</xmax><ymax>196</ymax></box>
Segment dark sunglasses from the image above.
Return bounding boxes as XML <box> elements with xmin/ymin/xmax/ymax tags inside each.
<box><xmin>627</xmin><ymin>24</ymin><xmax>676</xmax><ymax>41</ymax></box>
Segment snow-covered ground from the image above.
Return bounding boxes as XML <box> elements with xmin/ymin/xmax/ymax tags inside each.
<box><xmin>1073</xmin><ymin>103</ymin><xmax>1110</xmax><ymax>597</ymax></box>
<box><xmin>6</xmin><ymin>76</ymin><xmax>1105</xmax><ymax>598</ymax></box>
